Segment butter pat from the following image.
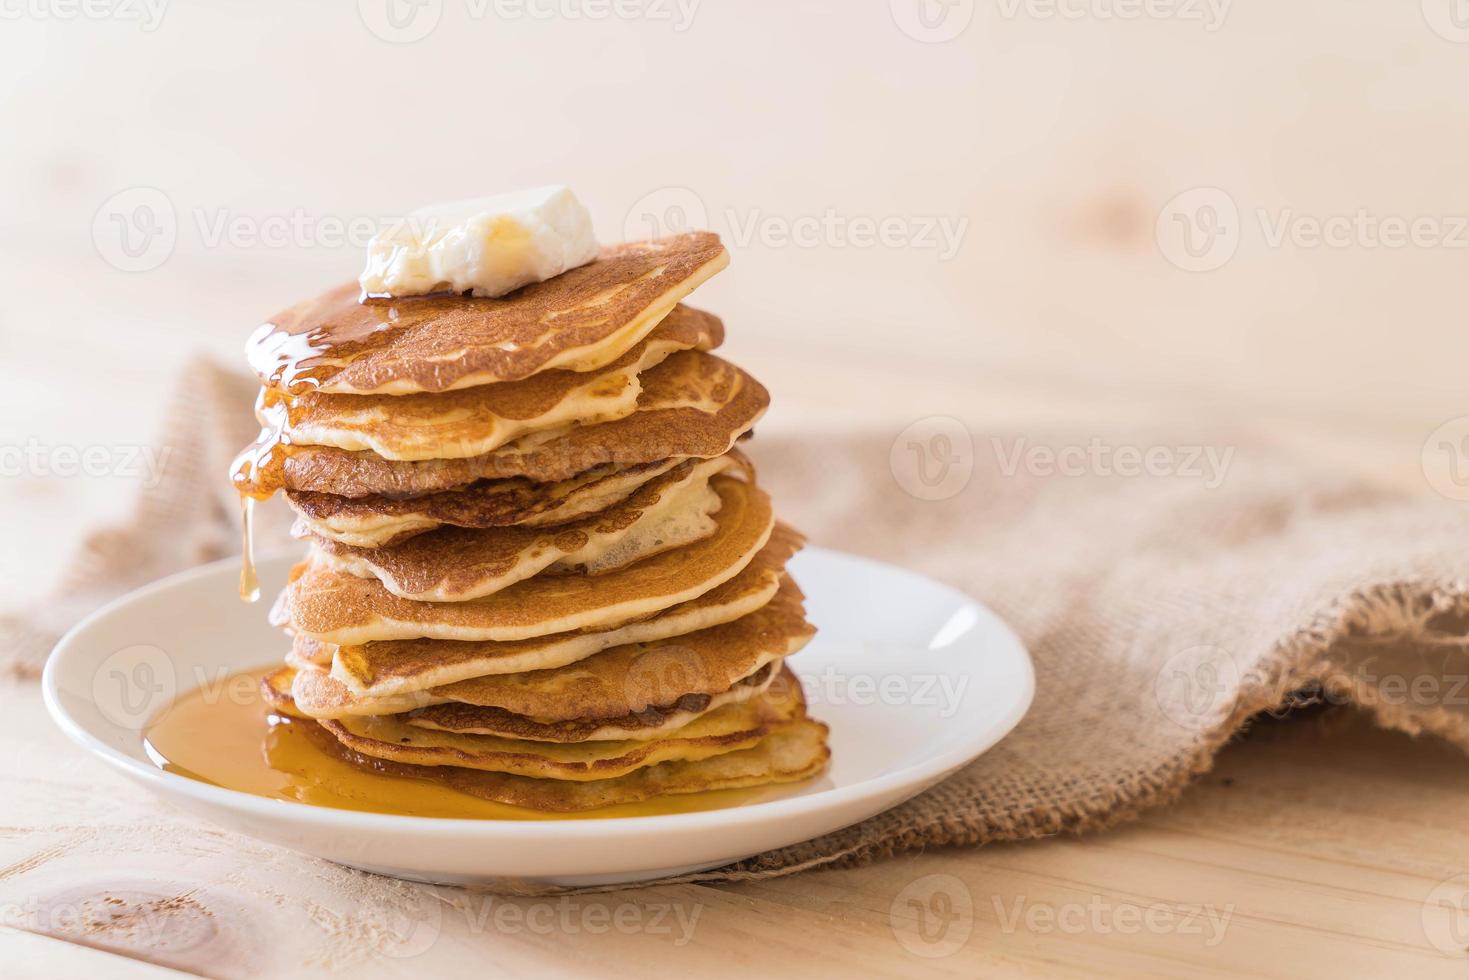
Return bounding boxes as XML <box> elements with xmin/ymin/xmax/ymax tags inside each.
<box><xmin>360</xmin><ymin>186</ymin><xmax>598</xmax><ymax>299</ymax></box>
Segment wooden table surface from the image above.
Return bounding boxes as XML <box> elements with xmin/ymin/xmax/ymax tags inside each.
<box><xmin>4</xmin><ymin>348</ymin><xmax>1468</xmax><ymax>978</ymax></box>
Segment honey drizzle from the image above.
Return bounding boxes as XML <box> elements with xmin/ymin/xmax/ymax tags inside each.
<box><xmin>144</xmin><ymin>666</ymin><xmax>786</xmax><ymax>820</ymax></box>
<box><xmin>238</xmin><ymin>494</ymin><xmax>259</xmax><ymax>603</ymax></box>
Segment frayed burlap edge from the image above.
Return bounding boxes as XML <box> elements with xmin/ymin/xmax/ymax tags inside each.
<box><xmin>479</xmin><ymin>577</ymin><xmax>1469</xmax><ymax>896</ymax></box>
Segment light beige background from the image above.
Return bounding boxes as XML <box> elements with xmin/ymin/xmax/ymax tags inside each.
<box><xmin>5</xmin><ymin>1</ymin><xmax>1469</xmax><ymax>600</ymax></box>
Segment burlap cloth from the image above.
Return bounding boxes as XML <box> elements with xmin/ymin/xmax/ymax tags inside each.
<box><xmin>9</xmin><ymin>360</ymin><xmax>1469</xmax><ymax>893</ymax></box>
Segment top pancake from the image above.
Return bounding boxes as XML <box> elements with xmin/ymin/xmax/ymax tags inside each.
<box><xmin>247</xmin><ymin>232</ymin><xmax>729</xmax><ymax>396</ymax></box>
<box><xmin>270</xmin><ymin>305</ymin><xmax>722</xmax><ymax>462</ymax></box>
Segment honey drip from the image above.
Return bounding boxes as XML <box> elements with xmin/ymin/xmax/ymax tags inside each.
<box><xmin>144</xmin><ymin>666</ymin><xmax>784</xmax><ymax>820</ymax></box>
<box><xmin>238</xmin><ymin>495</ymin><xmax>259</xmax><ymax>603</ymax></box>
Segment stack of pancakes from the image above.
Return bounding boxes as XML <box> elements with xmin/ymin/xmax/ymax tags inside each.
<box><xmin>232</xmin><ymin>231</ymin><xmax>830</xmax><ymax>812</ymax></box>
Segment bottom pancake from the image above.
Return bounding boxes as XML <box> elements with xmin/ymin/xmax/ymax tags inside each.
<box><xmin>318</xmin><ymin>684</ymin><xmax>799</xmax><ymax>780</ymax></box>
<box><xmin>294</xmin><ymin>711</ymin><xmax>830</xmax><ymax>813</ymax></box>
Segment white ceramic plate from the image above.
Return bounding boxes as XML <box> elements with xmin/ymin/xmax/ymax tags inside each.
<box><xmin>43</xmin><ymin>547</ymin><xmax>1033</xmax><ymax>888</ymax></box>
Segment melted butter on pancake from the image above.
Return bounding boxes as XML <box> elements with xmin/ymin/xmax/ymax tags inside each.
<box><xmin>248</xmin><ymin>232</ymin><xmax>727</xmax><ymax>396</ymax></box>
<box><xmin>274</xmin><ymin>305</ymin><xmax>721</xmax><ymax>462</ymax></box>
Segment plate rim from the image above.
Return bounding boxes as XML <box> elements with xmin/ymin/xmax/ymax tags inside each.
<box><xmin>43</xmin><ymin>546</ymin><xmax>1034</xmax><ymax>841</ymax></box>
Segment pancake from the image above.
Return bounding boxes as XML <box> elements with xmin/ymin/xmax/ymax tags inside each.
<box><xmin>248</xmin><ymin>232</ymin><xmax>729</xmax><ymax>395</ymax></box>
<box><xmin>291</xmin><ymin>710</ymin><xmax>830</xmax><ymax>813</ymax></box>
<box><xmin>403</xmin><ymin>664</ymin><xmax>780</xmax><ymax>742</ymax></box>
<box><xmin>324</xmin><ymin>524</ymin><xmax>805</xmax><ymax>696</ymax></box>
<box><xmin>318</xmin><ymin>689</ymin><xmax>797</xmax><ymax>780</ymax></box>
<box><xmin>260</xmin><ymin>666</ymin><xmax>309</xmax><ymax>720</ymax></box>
<box><xmin>278</xmin><ymin>477</ymin><xmax>775</xmax><ymax>645</ymax></box>
<box><xmin>287</xmin><ymin>576</ymin><xmax>812</xmax><ymax>718</ymax></box>
<box><xmin>269</xmin><ymin>305</ymin><xmax>722</xmax><ymax>461</ymax></box>
<box><xmin>294</xmin><ymin>660</ymin><xmax>783</xmax><ymax>742</ymax></box>
<box><xmin>311</xmin><ymin>455</ymin><xmax>736</xmax><ymax>602</ymax></box>
<box><xmin>286</xmin><ymin>457</ymin><xmax>694</xmax><ymax>548</ymax></box>
<box><xmin>239</xmin><ymin>350</ymin><xmax>767</xmax><ymax>499</ymax></box>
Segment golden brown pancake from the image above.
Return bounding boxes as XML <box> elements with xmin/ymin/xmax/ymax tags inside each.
<box><xmin>406</xmin><ymin>664</ymin><xmax>780</xmax><ymax>742</ymax></box>
<box><xmin>260</xmin><ymin>666</ymin><xmax>309</xmax><ymax>719</ymax></box>
<box><xmin>268</xmin><ymin>305</ymin><xmax>722</xmax><ymax>462</ymax></box>
<box><xmin>277</xmin><ymin>478</ymin><xmax>775</xmax><ymax>645</ymax></box>
<box><xmin>323</xmin><ymin>524</ymin><xmax>805</xmax><ymax>696</ymax></box>
<box><xmin>248</xmin><ymin>232</ymin><xmax>729</xmax><ymax>395</ymax></box>
<box><xmin>311</xmin><ymin>455</ymin><xmax>736</xmax><ymax>602</ymax></box>
<box><xmin>286</xmin><ymin>457</ymin><xmax>692</xmax><ymax>548</ymax></box>
<box><xmin>287</xmin><ymin>576</ymin><xmax>812</xmax><ymax>719</ymax></box>
<box><xmin>292</xmin><ymin>709</ymin><xmax>830</xmax><ymax>813</ymax></box>
<box><xmin>240</xmin><ymin>350</ymin><xmax>767</xmax><ymax>499</ymax></box>
<box><xmin>295</xmin><ymin>661</ymin><xmax>782</xmax><ymax>742</ymax></box>
<box><xmin>318</xmin><ymin>690</ymin><xmax>796</xmax><ymax>780</ymax></box>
